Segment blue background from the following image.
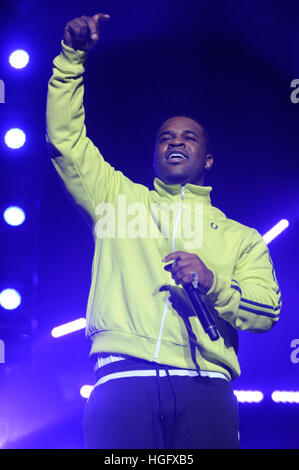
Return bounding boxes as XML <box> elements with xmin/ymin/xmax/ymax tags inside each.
<box><xmin>0</xmin><ymin>0</ymin><xmax>298</xmax><ymax>449</ymax></box>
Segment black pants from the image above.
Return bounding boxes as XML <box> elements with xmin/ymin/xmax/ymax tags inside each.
<box><xmin>83</xmin><ymin>358</ymin><xmax>240</xmax><ymax>449</ymax></box>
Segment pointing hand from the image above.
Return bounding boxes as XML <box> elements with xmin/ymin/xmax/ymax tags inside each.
<box><xmin>64</xmin><ymin>13</ymin><xmax>110</xmax><ymax>51</ymax></box>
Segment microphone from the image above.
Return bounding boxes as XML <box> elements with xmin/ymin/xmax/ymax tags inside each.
<box><xmin>184</xmin><ymin>283</ymin><xmax>219</xmax><ymax>341</ymax></box>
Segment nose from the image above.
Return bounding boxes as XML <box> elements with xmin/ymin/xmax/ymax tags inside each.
<box><xmin>168</xmin><ymin>140</ymin><xmax>185</xmax><ymax>148</ymax></box>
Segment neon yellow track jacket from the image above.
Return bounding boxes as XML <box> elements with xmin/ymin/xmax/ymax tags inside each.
<box><xmin>46</xmin><ymin>41</ymin><xmax>281</xmax><ymax>381</ymax></box>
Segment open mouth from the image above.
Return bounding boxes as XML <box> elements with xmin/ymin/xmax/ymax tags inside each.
<box><xmin>166</xmin><ymin>151</ymin><xmax>188</xmax><ymax>162</ymax></box>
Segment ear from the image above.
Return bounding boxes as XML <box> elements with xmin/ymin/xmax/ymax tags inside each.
<box><xmin>205</xmin><ymin>153</ymin><xmax>213</xmax><ymax>170</ymax></box>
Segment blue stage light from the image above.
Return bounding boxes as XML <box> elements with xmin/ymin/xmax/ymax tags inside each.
<box><xmin>4</xmin><ymin>128</ymin><xmax>26</xmax><ymax>149</ymax></box>
<box><xmin>233</xmin><ymin>390</ymin><xmax>264</xmax><ymax>403</ymax></box>
<box><xmin>9</xmin><ymin>50</ymin><xmax>29</xmax><ymax>69</ymax></box>
<box><xmin>3</xmin><ymin>206</ymin><xmax>26</xmax><ymax>226</ymax></box>
<box><xmin>263</xmin><ymin>219</ymin><xmax>289</xmax><ymax>244</ymax></box>
<box><xmin>0</xmin><ymin>289</ymin><xmax>21</xmax><ymax>310</ymax></box>
<box><xmin>272</xmin><ymin>391</ymin><xmax>299</xmax><ymax>403</ymax></box>
<box><xmin>80</xmin><ymin>385</ymin><xmax>94</xmax><ymax>399</ymax></box>
<box><xmin>51</xmin><ymin>318</ymin><xmax>86</xmax><ymax>338</ymax></box>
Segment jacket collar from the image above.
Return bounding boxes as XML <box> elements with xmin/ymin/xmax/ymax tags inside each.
<box><xmin>153</xmin><ymin>177</ymin><xmax>212</xmax><ymax>205</ymax></box>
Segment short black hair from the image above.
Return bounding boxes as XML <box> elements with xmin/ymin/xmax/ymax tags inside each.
<box><xmin>158</xmin><ymin>114</ymin><xmax>212</xmax><ymax>155</ymax></box>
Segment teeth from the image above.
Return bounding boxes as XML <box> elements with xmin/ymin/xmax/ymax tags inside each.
<box><xmin>168</xmin><ymin>153</ymin><xmax>187</xmax><ymax>159</ymax></box>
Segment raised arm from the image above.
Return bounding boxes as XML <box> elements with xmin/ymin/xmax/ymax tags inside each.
<box><xmin>46</xmin><ymin>14</ymin><xmax>128</xmax><ymax>225</ymax></box>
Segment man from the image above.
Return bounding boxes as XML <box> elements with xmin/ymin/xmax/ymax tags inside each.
<box><xmin>46</xmin><ymin>13</ymin><xmax>281</xmax><ymax>449</ymax></box>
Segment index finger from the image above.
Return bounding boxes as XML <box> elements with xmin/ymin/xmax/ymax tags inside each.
<box><xmin>93</xmin><ymin>13</ymin><xmax>110</xmax><ymax>22</ymax></box>
<box><xmin>91</xmin><ymin>13</ymin><xmax>110</xmax><ymax>39</ymax></box>
<box><xmin>162</xmin><ymin>251</ymin><xmax>187</xmax><ymax>262</ymax></box>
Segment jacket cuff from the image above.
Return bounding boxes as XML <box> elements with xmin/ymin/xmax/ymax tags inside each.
<box><xmin>51</xmin><ymin>40</ymin><xmax>89</xmax><ymax>75</ymax></box>
<box><xmin>204</xmin><ymin>269</ymin><xmax>231</xmax><ymax>307</ymax></box>
<box><xmin>60</xmin><ymin>39</ymin><xmax>89</xmax><ymax>65</ymax></box>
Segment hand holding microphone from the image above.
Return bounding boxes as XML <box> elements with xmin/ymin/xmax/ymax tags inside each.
<box><xmin>162</xmin><ymin>251</ymin><xmax>219</xmax><ymax>341</ymax></box>
<box><xmin>184</xmin><ymin>274</ymin><xmax>219</xmax><ymax>341</ymax></box>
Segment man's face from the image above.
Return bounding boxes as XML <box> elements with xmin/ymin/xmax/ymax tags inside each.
<box><xmin>153</xmin><ymin>116</ymin><xmax>213</xmax><ymax>186</ymax></box>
